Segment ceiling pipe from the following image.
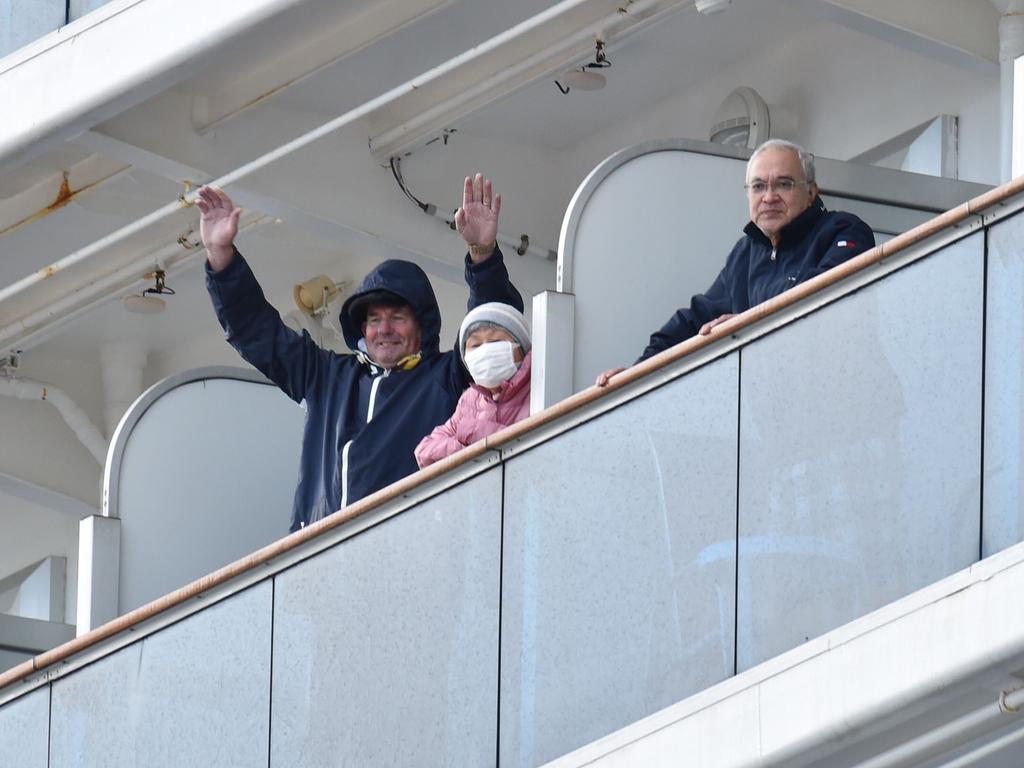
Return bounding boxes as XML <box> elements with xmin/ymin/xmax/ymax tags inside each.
<box><xmin>0</xmin><ymin>378</ymin><xmax>106</xmax><ymax>466</ymax></box>
<box><xmin>0</xmin><ymin>214</ymin><xmax>270</xmax><ymax>357</ymax></box>
<box><xmin>991</xmin><ymin>0</ymin><xmax>1024</xmax><ymax>181</ymax></box>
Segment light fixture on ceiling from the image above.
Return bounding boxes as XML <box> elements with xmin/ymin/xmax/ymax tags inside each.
<box><xmin>293</xmin><ymin>275</ymin><xmax>347</xmax><ymax>318</ymax></box>
<box><xmin>709</xmin><ymin>86</ymin><xmax>771</xmax><ymax>149</ymax></box>
<box><xmin>695</xmin><ymin>0</ymin><xmax>731</xmax><ymax>14</ymax></box>
<box><xmin>122</xmin><ymin>270</ymin><xmax>175</xmax><ymax>314</ymax></box>
<box><xmin>555</xmin><ymin>39</ymin><xmax>611</xmax><ymax>95</ymax></box>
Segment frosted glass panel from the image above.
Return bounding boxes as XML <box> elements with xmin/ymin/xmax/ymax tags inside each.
<box><xmin>984</xmin><ymin>214</ymin><xmax>1024</xmax><ymax>556</ymax></box>
<box><xmin>738</xmin><ymin>233</ymin><xmax>984</xmax><ymax>670</ymax></box>
<box><xmin>0</xmin><ymin>685</ymin><xmax>48</xmax><ymax>768</ymax></box>
<box><xmin>500</xmin><ymin>354</ymin><xmax>739</xmax><ymax>767</ymax></box>
<box><xmin>49</xmin><ymin>582</ymin><xmax>272</xmax><ymax>768</ymax></box>
<box><xmin>1</xmin><ymin>1</ymin><xmax>65</xmax><ymax>58</ymax></box>
<box><xmin>271</xmin><ymin>470</ymin><xmax>502</xmax><ymax>768</ymax></box>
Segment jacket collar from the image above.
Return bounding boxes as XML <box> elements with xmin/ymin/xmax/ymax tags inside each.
<box><xmin>743</xmin><ymin>196</ymin><xmax>826</xmax><ymax>249</ymax></box>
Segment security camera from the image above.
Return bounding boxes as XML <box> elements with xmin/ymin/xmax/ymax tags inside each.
<box><xmin>695</xmin><ymin>0</ymin><xmax>731</xmax><ymax>14</ymax></box>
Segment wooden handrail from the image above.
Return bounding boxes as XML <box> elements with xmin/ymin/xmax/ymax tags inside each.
<box><xmin>2</xmin><ymin>173</ymin><xmax>1023</xmax><ymax>696</ymax></box>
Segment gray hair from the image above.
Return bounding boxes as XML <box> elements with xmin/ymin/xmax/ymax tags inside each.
<box><xmin>747</xmin><ymin>139</ymin><xmax>816</xmax><ymax>184</ymax></box>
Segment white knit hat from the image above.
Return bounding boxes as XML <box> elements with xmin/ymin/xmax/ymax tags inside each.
<box><xmin>459</xmin><ymin>302</ymin><xmax>532</xmax><ymax>359</ymax></box>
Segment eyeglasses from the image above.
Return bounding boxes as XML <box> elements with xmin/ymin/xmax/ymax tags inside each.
<box><xmin>744</xmin><ymin>178</ymin><xmax>809</xmax><ymax>196</ymax></box>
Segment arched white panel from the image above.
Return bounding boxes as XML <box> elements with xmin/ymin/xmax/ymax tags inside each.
<box><xmin>105</xmin><ymin>368</ymin><xmax>304</xmax><ymax>614</ymax></box>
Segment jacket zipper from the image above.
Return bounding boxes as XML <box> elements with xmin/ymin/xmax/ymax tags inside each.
<box><xmin>340</xmin><ymin>369</ymin><xmax>390</xmax><ymax>509</ymax></box>
<box><xmin>340</xmin><ymin>440</ymin><xmax>352</xmax><ymax>508</ymax></box>
<box><xmin>367</xmin><ymin>369</ymin><xmax>389</xmax><ymax>423</ymax></box>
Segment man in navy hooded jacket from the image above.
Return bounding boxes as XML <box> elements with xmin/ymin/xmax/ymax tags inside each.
<box><xmin>199</xmin><ymin>176</ymin><xmax>522</xmax><ymax>532</ymax></box>
<box><xmin>597</xmin><ymin>139</ymin><xmax>874</xmax><ymax>385</ymax></box>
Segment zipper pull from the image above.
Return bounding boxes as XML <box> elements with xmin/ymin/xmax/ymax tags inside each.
<box><xmin>770</xmin><ymin>248</ymin><xmax>777</xmax><ymax>262</ymax></box>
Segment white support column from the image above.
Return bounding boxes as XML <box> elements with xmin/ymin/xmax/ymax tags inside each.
<box><xmin>996</xmin><ymin>3</ymin><xmax>1024</xmax><ymax>181</ymax></box>
<box><xmin>76</xmin><ymin>515</ymin><xmax>121</xmax><ymax>636</ymax></box>
<box><xmin>1014</xmin><ymin>54</ymin><xmax>1024</xmax><ymax>179</ymax></box>
<box><xmin>531</xmin><ymin>290</ymin><xmax>575</xmax><ymax>414</ymax></box>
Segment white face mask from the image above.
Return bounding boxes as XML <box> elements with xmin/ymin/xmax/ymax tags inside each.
<box><xmin>464</xmin><ymin>340</ymin><xmax>519</xmax><ymax>388</ymax></box>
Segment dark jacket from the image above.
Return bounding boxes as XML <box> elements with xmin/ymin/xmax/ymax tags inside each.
<box><xmin>639</xmin><ymin>198</ymin><xmax>874</xmax><ymax>361</ymax></box>
<box><xmin>206</xmin><ymin>248</ymin><xmax>522</xmax><ymax>531</ymax></box>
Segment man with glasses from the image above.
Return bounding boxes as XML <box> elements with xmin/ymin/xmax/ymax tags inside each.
<box><xmin>597</xmin><ymin>138</ymin><xmax>873</xmax><ymax>386</ymax></box>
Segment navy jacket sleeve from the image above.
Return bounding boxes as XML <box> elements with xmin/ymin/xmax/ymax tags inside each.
<box><xmin>205</xmin><ymin>250</ymin><xmax>333</xmax><ymax>404</ymax></box>
<box><xmin>637</xmin><ymin>260</ymin><xmax>735</xmax><ymax>363</ymax></box>
<box><xmin>445</xmin><ymin>245</ymin><xmax>524</xmax><ymax>391</ymax></box>
<box><xmin>803</xmin><ymin>213</ymin><xmax>875</xmax><ymax>279</ymax></box>
<box><xmin>464</xmin><ymin>246</ymin><xmax>524</xmax><ymax>312</ymax></box>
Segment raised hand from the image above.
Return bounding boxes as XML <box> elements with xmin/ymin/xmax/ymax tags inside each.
<box><xmin>197</xmin><ymin>186</ymin><xmax>242</xmax><ymax>272</ymax></box>
<box><xmin>455</xmin><ymin>173</ymin><xmax>501</xmax><ymax>261</ymax></box>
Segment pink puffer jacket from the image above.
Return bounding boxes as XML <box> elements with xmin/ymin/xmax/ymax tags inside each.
<box><xmin>415</xmin><ymin>351</ymin><xmax>532</xmax><ymax>468</ymax></box>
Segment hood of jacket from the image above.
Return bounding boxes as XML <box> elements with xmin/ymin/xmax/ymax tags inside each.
<box><xmin>339</xmin><ymin>259</ymin><xmax>443</xmax><ymax>357</ymax></box>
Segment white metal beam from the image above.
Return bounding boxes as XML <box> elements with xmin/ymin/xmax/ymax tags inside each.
<box><xmin>0</xmin><ymin>153</ymin><xmax>130</xmax><ymax>237</ymax></box>
<box><xmin>189</xmin><ymin>0</ymin><xmax>456</xmax><ymax>133</ymax></box>
<box><xmin>781</xmin><ymin>0</ymin><xmax>999</xmax><ymax>74</ymax></box>
<box><xmin>0</xmin><ymin>0</ymin><xmax>314</xmax><ymax>176</ymax></box>
<box><xmin>74</xmin><ymin>131</ymin><xmax>465</xmax><ymax>282</ymax></box>
<box><xmin>364</xmin><ymin>0</ymin><xmax>694</xmax><ymax>161</ymax></box>
<box><xmin>0</xmin><ymin>471</ymin><xmax>97</xmax><ymax>519</ymax></box>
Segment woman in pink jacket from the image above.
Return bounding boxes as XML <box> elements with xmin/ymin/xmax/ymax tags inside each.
<box><xmin>415</xmin><ymin>302</ymin><xmax>531</xmax><ymax>468</ymax></box>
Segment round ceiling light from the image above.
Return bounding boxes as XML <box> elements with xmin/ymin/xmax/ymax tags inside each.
<box><xmin>709</xmin><ymin>86</ymin><xmax>771</xmax><ymax>149</ymax></box>
<box><xmin>122</xmin><ymin>294</ymin><xmax>166</xmax><ymax>314</ymax></box>
<box><xmin>561</xmin><ymin>69</ymin><xmax>606</xmax><ymax>91</ymax></box>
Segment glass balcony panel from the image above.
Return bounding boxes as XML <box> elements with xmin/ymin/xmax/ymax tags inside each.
<box><xmin>738</xmin><ymin>233</ymin><xmax>984</xmax><ymax>670</ymax></box>
<box><xmin>983</xmin><ymin>213</ymin><xmax>1024</xmax><ymax>556</ymax></box>
<box><xmin>270</xmin><ymin>469</ymin><xmax>503</xmax><ymax>768</ymax></box>
<box><xmin>49</xmin><ymin>581</ymin><xmax>272</xmax><ymax>767</ymax></box>
<box><xmin>0</xmin><ymin>686</ymin><xmax>49</xmax><ymax>768</ymax></box>
<box><xmin>499</xmin><ymin>354</ymin><xmax>740</xmax><ymax>767</ymax></box>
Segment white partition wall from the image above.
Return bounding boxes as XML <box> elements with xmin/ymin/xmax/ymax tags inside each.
<box><xmin>103</xmin><ymin>368</ymin><xmax>304</xmax><ymax>616</ymax></box>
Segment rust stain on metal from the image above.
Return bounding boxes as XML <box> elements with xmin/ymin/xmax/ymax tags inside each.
<box><xmin>49</xmin><ymin>174</ymin><xmax>73</xmax><ymax>211</ymax></box>
<box><xmin>0</xmin><ymin>168</ymin><xmax>125</xmax><ymax>237</ymax></box>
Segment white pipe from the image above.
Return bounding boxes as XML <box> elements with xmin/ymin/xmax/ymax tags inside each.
<box><xmin>425</xmin><ymin>205</ymin><xmax>557</xmax><ymax>261</ymax></box>
<box><xmin>0</xmin><ymin>215</ymin><xmax>270</xmax><ymax>355</ymax></box>
<box><xmin>0</xmin><ymin>378</ymin><xmax>107</xmax><ymax>465</ymax></box>
<box><xmin>0</xmin><ymin>0</ymin><xmax>677</xmax><ymax>352</ymax></box>
<box><xmin>850</xmin><ymin>687</ymin><xmax>1024</xmax><ymax>768</ymax></box>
